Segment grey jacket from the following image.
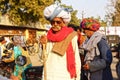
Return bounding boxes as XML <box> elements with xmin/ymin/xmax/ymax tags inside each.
<box><xmin>86</xmin><ymin>38</ymin><xmax>113</xmax><ymax>80</ymax></box>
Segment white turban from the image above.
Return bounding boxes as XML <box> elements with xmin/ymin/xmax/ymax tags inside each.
<box><xmin>44</xmin><ymin>4</ymin><xmax>72</xmax><ymax>23</ymax></box>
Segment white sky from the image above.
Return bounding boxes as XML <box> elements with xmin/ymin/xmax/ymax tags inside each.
<box><xmin>61</xmin><ymin>0</ymin><xmax>112</xmax><ymax>20</ymax></box>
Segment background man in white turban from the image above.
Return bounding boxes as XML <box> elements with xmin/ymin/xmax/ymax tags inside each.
<box><xmin>40</xmin><ymin>3</ymin><xmax>81</xmax><ymax>80</ymax></box>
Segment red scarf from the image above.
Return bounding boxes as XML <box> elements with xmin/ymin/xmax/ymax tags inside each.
<box><xmin>47</xmin><ymin>26</ymin><xmax>76</xmax><ymax>78</ymax></box>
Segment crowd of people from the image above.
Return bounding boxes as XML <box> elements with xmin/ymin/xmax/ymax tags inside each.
<box><xmin>39</xmin><ymin>3</ymin><xmax>114</xmax><ymax>80</ymax></box>
<box><xmin>0</xmin><ymin>2</ymin><xmax>118</xmax><ymax>80</ymax></box>
<box><xmin>0</xmin><ymin>36</ymin><xmax>42</xmax><ymax>80</ymax></box>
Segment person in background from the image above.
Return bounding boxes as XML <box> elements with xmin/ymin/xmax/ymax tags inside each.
<box><xmin>0</xmin><ymin>36</ymin><xmax>15</xmax><ymax>79</ymax></box>
<box><xmin>115</xmin><ymin>42</ymin><xmax>120</xmax><ymax>79</ymax></box>
<box><xmin>77</xmin><ymin>27</ymin><xmax>86</xmax><ymax>47</ymax></box>
<box><xmin>68</xmin><ymin>24</ymin><xmax>86</xmax><ymax>47</ymax></box>
<box><xmin>40</xmin><ymin>3</ymin><xmax>81</xmax><ymax>80</ymax></box>
<box><xmin>0</xmin><ymin>36</ymin><xmax>7</xmax><ymax>59</ymax></box>
<box><xmin>76</xmin><ymin>27</ymin><xmax>87</xmax><ymax>80</ymax></box>
<box><xmin>80</xmin><ymin>18</ymin><xmax>113</xmax><ymax>80</ymax></box>
<box><xmin>12</xmin><ymin>36</ymin><xmax>32</xmax><ymax>80</ymax></box>
<box><xmin>33</xmin><ymin>39</ymin><xmax>39</xmax><ymax>54</ymax></box>
<box><xmin>115</xmin><ymin>42</ymin><xmax>120</xmax><ymax>59</ymax></box>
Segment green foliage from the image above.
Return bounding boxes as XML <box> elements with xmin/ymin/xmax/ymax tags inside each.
<box><xmin>0</xmin><ymin>0</ymin><xmax>54</xmax><ymax>26</ymax></box>
<box><xmin>0</xmin><ymin>0</ymin><xmax>80</xmax><ymax>27</ymax></box>
<box><xmin>69</xmin><ymin>10</ymin><xmax>80</xmax><ymax>26</ymax></box>
<box><xmin>100</xmin><ymin>20</ymin><xmax>107</xmax><ymax>27</ymax></box>
<box><xmin>112</xmin><ymin>0</ymin><xmax>120</xmax><ymax>26</ymax></box>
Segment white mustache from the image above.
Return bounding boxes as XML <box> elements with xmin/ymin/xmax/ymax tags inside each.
<box><xmin>52</xmin><ymin>26</ymin><xmax>61</xmax><ymax>30</ymax></box>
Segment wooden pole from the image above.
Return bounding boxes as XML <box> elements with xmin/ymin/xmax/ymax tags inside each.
<box><xmin>43</xmin><ymin>44</ymin><xmax>47</xmax><ymax>80</ymax></box>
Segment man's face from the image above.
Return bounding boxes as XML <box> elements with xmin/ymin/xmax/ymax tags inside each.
<box><xmin>83</xmin><ymin>29</ymin><xmax>94</xmax><ymax>38</ymax></box>
<box><xmin>50</xmin><ymin>17</ymin><xmax>65</xmax><ymax>32</ymax></box>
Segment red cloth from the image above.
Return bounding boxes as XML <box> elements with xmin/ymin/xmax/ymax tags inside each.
<box><xmin>47</xmin><ymin>26</ymin><xmax>73</xmax><ymax>41</ymax></box>
<box><xmin>47</xmin><ymin>26</ymin><xmax>76</xmax><ymax>78</ymax></box>
<box><xmin>66</xmin><ymin>42</ymin><xmax>76</xmax><ymax>78</ymax></box>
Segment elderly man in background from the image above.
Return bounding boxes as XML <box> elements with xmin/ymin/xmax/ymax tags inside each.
<box><xmin>40</xmin><ymin>3</ymin><xmax>81</xmax><ymax>80</ymax></box>
<box><xmin>80</xmin><ymin>18</ymin><xmax>113</xmax><ymax>80</ymax></box>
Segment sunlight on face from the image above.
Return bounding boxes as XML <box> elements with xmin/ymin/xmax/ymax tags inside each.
<box><xmin>50</xmin><ymin>17</ymin><xmax>65</xmax><ymax>32</ymax></box>
<box><xmin>83</xmin><ymin>29</ymin><xmax>94</xmax><ymax>38</ymax></box>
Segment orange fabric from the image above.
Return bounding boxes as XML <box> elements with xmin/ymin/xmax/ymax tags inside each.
<box><xmin>10</xmin><ymin>75</ymin><xmax>19</xmax><ymax>80</ymax></box>
<box><xmin>1</xmin><ymin>40</ymin><xmax>7</xmax><ymax>44</ymax></box>
<box><xmin>78</xmin><ymin>33</ymin><xmax>86</xmax><ymax>47</ymax></box>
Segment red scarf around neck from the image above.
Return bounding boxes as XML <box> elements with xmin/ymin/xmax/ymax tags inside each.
<box><xmin>47</xmin><ymin>26</ymin><xmax>76</xmax><ymax>78</ymax></box>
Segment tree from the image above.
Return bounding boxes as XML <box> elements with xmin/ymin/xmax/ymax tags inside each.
<box><xmin>0</xmin><ymin>0</ymin><xmax>54</xmax><ymax>26</ymax></box>
<box><xmin>0</xmin><ymin>0</ymin><xmax>80</xmax><ymax>28</ymax></box>
<box><xmin>105</xmin><ymin>0</ymin><xmax>120</xmax><ymax>26</ymax></box>
<box><xmin>112</xmin><ymin>0</ymin><xmax>120</xmax><ymax>26</ymax></box>
<box><xmin>69</xmin><ymin>10</ymin><xmax>81</xmax><ymax>26</ymax></box>
<box><xmin>115</xmin><ymin>0</ymin><xmax>120</xmax><ymax>12</ymax></box>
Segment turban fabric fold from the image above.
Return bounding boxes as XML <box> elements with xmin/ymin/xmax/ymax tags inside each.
<box><xmin>44</xmin><ymin>4</ymin><xmax>72</xmax><ymax>23</ymax></box>
<box><xmin>80</xmin><ymin>18</ymin><xmax>100</xmax><ymax>31</ymax></box>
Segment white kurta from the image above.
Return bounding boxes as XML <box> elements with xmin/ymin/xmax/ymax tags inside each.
<box><xmin>42</xmin><ymin>36</ymin><xmax>81</xmax><ymax>80</ymax></box>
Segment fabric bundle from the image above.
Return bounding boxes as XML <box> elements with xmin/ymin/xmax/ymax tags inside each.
<box><xmin>80</xmin><ymin>18</ymin><xmax>100</xmax><ymax>31</ymax></box>
<box><xmin>44</xmin><ymin>4</ymin><xmax>72</xmax><ymax>23</ymax></box>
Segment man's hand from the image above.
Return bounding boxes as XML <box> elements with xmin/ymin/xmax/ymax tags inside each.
<box><xmin>39</xmin><ymin>35</ymin><xmax>47</xmax><ymax>45</ymax></box>
<box><xmin>83</xmin><ymin>64</ymin><xmax>90</xmax><ymax>70</ymax></box>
